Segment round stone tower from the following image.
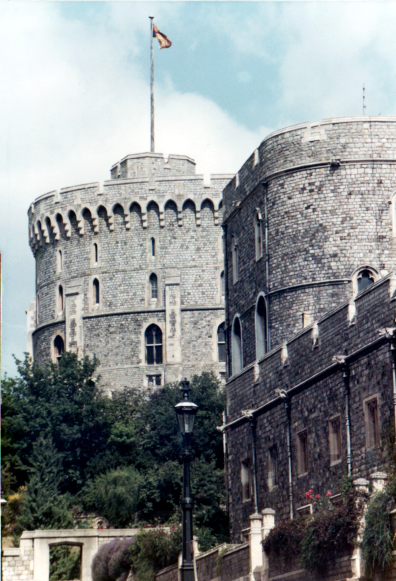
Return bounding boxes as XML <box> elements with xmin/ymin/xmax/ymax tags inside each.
<box><xmin>223</xmin><ymin>116</ymin><xmax>396</xmax><ymax>373</ymax></box>
<box><xmin>27</xmin><ymin>152</ymin><xmax>233</xmax><ymax>392</ymax></box>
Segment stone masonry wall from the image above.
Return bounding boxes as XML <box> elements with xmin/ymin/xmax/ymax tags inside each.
<box><xmin>2</xmin><ymin>547</ymin><xmax>33</xmax><ymax>581</ymax></box>
<box><xmin>224</xmin><ymin>117</ymin><xmax>396</xmax><ymax>371</ymax></box>
<box><xmin>225</xmin><ymin>275</ymin><xmax>396</xmax><ymax>540</ymax></box>
<box><xmin>28</xmin><ymin>153</ymin><xmax>232</xmax><ymax>390</ymax></box>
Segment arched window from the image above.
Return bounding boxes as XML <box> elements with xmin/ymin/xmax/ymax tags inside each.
<box><xmin>232</xmin><ymin>316</ymin><xmax>242</xmax><ymax>374</ymax></box>
<box><xmin>151</xmin><ymin>237</ymin><xmax>155</xmax><ymax>257</ymax></box>
<box><xmin>93</xmin><ymin>278</ymin><xmax>100</xmax><ymax>305</ymax></box>
<box><xmin>54</xmin><ymin>335</ymin><xmax>64</xmax><ymax>363</ymax></box>
<box><xmin>254</xmin><ymin>210</ymin><xmax>263</xmax><ymax>260</ymax></box>
<box><xmin>150</xmin><ymin>273</ymin><xmax>158</xmax><ymax>299</ymax></box>
<box><xmin>357</xmin><ymin>269</ymin><xmax>375</xmax><ymax>293</ymax></box>
<box><xmin>93</xmin><ymin>243</ymin><xmax>98</xmax><ymax>263</ymax></box>
<box><xmin>58</xmin><ymin>285</ymin><xmax>64</xmax><ymax>313</ymax></box>
<box><xmin>220</xmin><ymin>271</ymin><xmax>225</xmax><ymax>299</ymax></box>
<box><xmin>232</xmin><ymin>237</ymin><xmax>239</xmax><ymax>284</ymax></box>
<box><xmin>145</xmin><ymin>324</ymin><xmax>163</xmax><ymax>365</ymax></box>
<box><xmin>255</xmin><ymin>295</ymin><xmax>267</xmax><ymax>360</ymax></box>
<box><xmin>57</xmin><ymin>249</ymin><xmax>62</xmax><ymax>272</ymax></box>
<box><xmin>217</xmin><ymin>323</ymin><xmax>226</xmax><ymax>362</ymax></box>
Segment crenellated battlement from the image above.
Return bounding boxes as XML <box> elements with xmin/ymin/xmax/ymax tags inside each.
<box><xmin>28</xmin><ymin>153</ymin><xmax>233</xmax><ymax>252</ymax></box>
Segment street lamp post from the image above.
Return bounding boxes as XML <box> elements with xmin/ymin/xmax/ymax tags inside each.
<box><xmin>174</xmin><ymin>379</ymin><xmax>198</xmax><ymax>581</ymax></box>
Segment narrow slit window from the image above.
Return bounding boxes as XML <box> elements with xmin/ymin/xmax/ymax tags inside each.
<box><xmin>93</xmin><ymin>279</ymin><xmax>100</xmax><ymax>305</ymax></box>
<box><xmin>145</xmin><ymin>324</ymin><xmax>163</xmax><ymax>365</ymax></box>
<box><xmin>232</xmin><ymin>317</ymin><xmax>242</xmax><ymax>374</ymax></box>
<box><xmin>256</xmin><ymin>296</ymin><xmax>267</xmax><ymax>359</ymax></box>
<box><xmin>57</xmin><ymin>249</ymin><xmax>62</xmax><ymax>272</ymax></box>
<box><xmin>58</xmin><ymin>285</ymin><xmax>64</xmax><ymax>313</ymax></box>
<box><xmin>329</xmin><ymin>416</ymin><xmax>342</xmax><ymax>464</ymax></box>
<box><xmin>150</xmin><ymin>273</ymin><xmax>158</xmax><ymax>299</ymax></box>
<box><xmin>297</xmin><ymin>430</ymin><xmax>309</xmax><ymax>475</ymax></box>
<box><xmin>151</xmin><ymin>237</ymin><xmax>155</xmax><ymax>257</ymax></box>
<box><xmin>241</xmin><ymin>459</ymin><xmax>251</xmax><ymax>502</ymax></box>
<box><xmin>221</xmin><ymin>271</ymin><xmax>225</xmax><ymax>299</ymax></box>
<box><xmin>365</xmin><ymin>397</ymin><xmax>380</xmax><ymax>448</ymax></box>
<box><xmin>94</xmin><ymin>243</ymin><xmax>98</xmax><ymax>263</ymax></box>
<box><xmin>217</xmin><ymin>323</ymin><xmax>226</xmax><ymax>362</ymax></box>
<box><xmin>254</xmin><ymin>211</ymin><xmax>263</xmax><ymax>260</ymax></box>
<box><xmin>268</xmin><ymin>446</ymin><xmax>278</xmax><ymax>490</ymax></box>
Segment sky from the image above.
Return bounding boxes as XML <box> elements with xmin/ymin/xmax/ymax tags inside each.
<box><xmin>2</xmin><ymin>0</ymin><xmax>396</xmax><ymax>377</ymax></box>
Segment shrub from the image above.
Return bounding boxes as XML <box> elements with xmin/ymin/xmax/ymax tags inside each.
<box><xmin>300</xmin><ymin>494</ymin><xmax>362</xmax><ymax>574</ymax></box>
<box><xmin>361</xmin><ymin>491</ymin><xmax>394</xmax><ymax>575</ymax></box>
<box><xmin>130</xmin><ymin>527</ymin><xmax>182</xmax><ymax>581</ymax></box>
<box><xmin>91</xmin><ymin>538</ymin><xmax>134</xmax><ymax>581</ymax></box>
<box><xmin>263</xmin><ymin>517</ymin><xmax>305</xmax><ymax>563</ymax></box>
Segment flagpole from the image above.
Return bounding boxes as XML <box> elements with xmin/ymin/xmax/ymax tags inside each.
<box><xmin>149</xmin><ymin>16</ymin><xmax>154</xmax><ymax>153</ymax></box>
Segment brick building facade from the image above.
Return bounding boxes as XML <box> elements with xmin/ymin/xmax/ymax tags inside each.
<box><xmin>222</xmin><ymin>117</ymin><xmax>396</xmax><ymax>540</ymax></box>
<box><xmin>27</xmin><ymin>152</ymin><xmax>232</xmax><ymax>391</ymax></box>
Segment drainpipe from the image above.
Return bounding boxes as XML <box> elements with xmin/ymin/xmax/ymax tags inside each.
<box><xmin>333</xmin><ymin>355</ymin><xmax>351</xmax><ymax>477</ymax></box>
<box><xmin>262</xmin><ymin>182</ymin><xmax>271</xmax><ymax>351</ymax></box>
<box><xmin>250</xmin><ymin>416</ymin><xmax>259</xmax><ymax>514</ymax></box>
<box><xmin>343</xmin><ymin>362</ymin><xmax>352</xmax><ymax>478</ymax></box>
<box><xmin>222</xmin><ymin>224</ymin><xmax>230</xmax><ymax>376</ymax></box>
<box><xmin>277</xmin><ymin>389</ymin><xmax>293</xmax><ymax>519</ymax></box>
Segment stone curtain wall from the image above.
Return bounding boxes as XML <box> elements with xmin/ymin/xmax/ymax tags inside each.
<box><xmin>225</xmin><ymin>275</ymin><xmax>395</xmax><ymax>539</ymax></box>
<box><xmin>28</xmin><ymin>152</ymin><xmax>233</xmax><ymax>390</ymax></box>
<box><xmin>2</xmin><ymin>529</ymin><xmax>138</xmax><ymax>581</ymax></box>
<box><xmin>2</xmin><ymin>546</ymin><xmax>34</xmax><ymax>581</ymax></box>
<box><xmin>223</xmin><ymin>117</ymin><xmax>396</xmax><ymax>367</ymax></box>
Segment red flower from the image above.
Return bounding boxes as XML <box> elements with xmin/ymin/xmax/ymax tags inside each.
<box><xmin>314</xmin><ymin>501</ymin><xmax>317</xmax><ymax>505</ymax></box>
<box><xmin>315</xmin><ymin>494</ymin><xmax>320</xmax><ymax>499</ymax></box>
<box><xmin>327</xmin><ymin>491</ymin><xmax>332</xmax><ymax>497</ymax></box>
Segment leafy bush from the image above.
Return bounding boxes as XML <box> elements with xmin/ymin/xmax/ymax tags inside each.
<box><xmin>361</xmin><ymin>491</ymin><xmax>394</xmax><ymax>575</ymax></box>
<box><xmin>263</xmin><ymin>517</ymin><xmax>305</xmax><ymax>562</ymax></box>
<box><xmin>91</xmin><ymin>538</ymin><xmax>134</xmax><ymax>581</ymax></box>
<box><xmin>263</xmin><ymin>492</ymin><xmax>363</xmax><ymax>575</ymax></box>
<box><xmin>83</xmin><ymin>467</ymin><xmax>142</xmax><ymax>528</ymax></box>
<box><xmin>91</xmin><ymin>528</ymin><xmax>182</xmax><ymax>581</ymax></box>
<box><xmin>300</xmin><ymin>494</ymin><xmax>362</xmax><ymax>574</ymax></box>
<box><xmin>49</xmin><ymin>545</ymin><xmax>81</xmax><ymax>581</ymax></box>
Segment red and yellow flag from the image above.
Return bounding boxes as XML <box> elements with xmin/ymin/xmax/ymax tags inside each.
<box><xmin>153</xmin><ymin>24</ymin><xmax>172</xmax><ymax>49</ymax></box>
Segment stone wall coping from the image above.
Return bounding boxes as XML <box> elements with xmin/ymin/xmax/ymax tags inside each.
<box><xmin>20</xmin><ymin>528</ymin><xmax>139</xmax><ymax>539</ymax></box>
<box><xmin>155</xmin><ymin>562</ymin><xmax>178</xmax><ymax>575</ymax></box>
<box><xmin>32</xmin><ymin>190</ymin><xmax>57</xmax><ymax>204</ymax></box>
<box><xmin>2</xmin><ymin>548</ymin><xmax>22</xmax><ymax>556</ymax></box>
<box><xmin>262</xmin><ymin>116</ymin><xmax>396</xmax><ymax>145</ymax></box>
<box><xmin>60</xmin><ymin>183</ymin><xmax>99</xmax><ymax>193</ymax></box>
<box><xmin>111</xmin><ymin>152</ymin><xmax>197</xmax><ymax>167</ymax></box>
<box><xmin>195</xmin><ymin>542</ymin><xmax>248</xmax><ymax>561</ymax></box>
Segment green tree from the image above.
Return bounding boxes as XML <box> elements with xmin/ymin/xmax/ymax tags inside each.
<box><xmin>2</xmin><ymin>353</ymin><xmax>112</xmax><ymax>494</ymax></box>
<box><xmin>83</xmin><ymin>467</ymin><xmax>142</xmax><ymax>528</ymax></box>
<box><xmin>15</xmin><ymin>435</ymin><xmax>73</xmax><ymax>534</ymax></box>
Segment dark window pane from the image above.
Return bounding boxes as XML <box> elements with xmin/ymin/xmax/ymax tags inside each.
<box><xmin>218</xmin><ymin>343</ymin><xmax>226</xmax><ymax>362</ymax></box>
<box><xmin>155</xmin><ymin>346</ymin><xmax>163</xmax><ymax>364</ymax></box>
<box><xmin>147</xmin><ymin>346</ymin><xmax>154</xmax><ymax>365</ymax></box>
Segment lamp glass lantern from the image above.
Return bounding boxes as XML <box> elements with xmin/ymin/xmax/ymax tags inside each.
<box><xmin>174</xmin><ymin>400</ymin><xmax>198</xmax><ymax>435</ymax></box>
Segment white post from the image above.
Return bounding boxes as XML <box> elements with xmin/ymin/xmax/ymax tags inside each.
<box><xmin>249</xmin><ymin>513</ymin><xmax>263</xmax><ymax>581</ymax></box>
<box><xmin>351</xmin><ymin>478</ymin><xmax>369</xmax><ymax>580</ymax></box>
<box><xmin>370</xmin><ymin>471</ymin><xmax>387</xmax><ymax>493</ymax></box>
<box><xmin>261</xmin><ymin>509</ymin><xmax>275</xmax><ymax>581</ymax></box>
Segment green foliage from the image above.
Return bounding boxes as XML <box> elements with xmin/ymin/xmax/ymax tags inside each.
<box><xmin>361</xmin><ymin>491</ymin><xmax>394</xmax><ymax>575</ymax></box>
<box><xmin>3</xmin><ymin>359</ymin><xmax>228</xmax><ymax>547</ymax></box>
<box><xmin>129</xmin><ymin>528</ymin><xmax>182</xmax><ymax>581</ymax></box>
<box><xmin>83</xmin><ymin>467</ymin><xmax>142</xmax><ymax>528</ymax></box>
<box><xmin>299</xmin><ymin>494</ymin><xmax>362</xmax><ymax>574</ymax></box>
<box><xmin>264</xmin><ymin>493</ymin><xmax>363</xmax><ymax>575</ymax></box>
<box><xmin>2</xmin><ymin>353</ymin><xmax>112</xmax><ymax>494</ymax></box>
<box><xmin>49</xmin><ymin>545</ymin><xmax>81</xmax><ymax>581</ymax></box>
<box><xmin>15</xmin><ymin>435</ymin><xmax>73</xmax><ymax>535</ymax></box>
<box><xmin>263</xmin><ymin>517</ymin><xmax>305</xmax><ymax>562</ymax></box>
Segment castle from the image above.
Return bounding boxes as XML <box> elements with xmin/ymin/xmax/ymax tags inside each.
<box><xmin>222</xmin><ymin>116</ymin><xmax>396</xmax><ymax>540</ymax></box>
<box><xmin>26</xmin><ymin>152</ymin><xmax>232</xmax><ymax>391</ymax></box>
<box><xmin>26</xmin><ymin>116</ymin><xmax>396</xmax><ymax>539</ymax></box>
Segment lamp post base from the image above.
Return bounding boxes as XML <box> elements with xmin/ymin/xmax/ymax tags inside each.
<box><xmin>180</xmin><ymin>563</ymin><xmax>195</xmax><ymax>581</ymax></box>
